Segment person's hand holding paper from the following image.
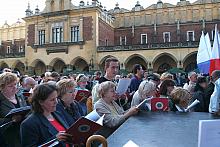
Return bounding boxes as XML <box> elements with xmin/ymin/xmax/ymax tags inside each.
<box><xmin>116</xmin><ymin>78</ymin><xmax>131</xmax><ymax>95</ymax></box>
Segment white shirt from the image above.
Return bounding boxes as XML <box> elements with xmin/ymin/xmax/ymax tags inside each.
<box><xmin>209</xmin><ymin>78</ymin><xmax>220</xmax><ymax>113</ymax></box>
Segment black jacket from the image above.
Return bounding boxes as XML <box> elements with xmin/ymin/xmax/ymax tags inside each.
<box><xmin>20</xmin><ymin>112</ymin><xmax>69</xmax><ymax>147</ymax></box>
<box><xmin>0</xmin><ymin>92</ymin><xmax>27</xmax><ymax>147</ymax></box>
<box><xmin>56</xmin><ymin>99</ymin><xmax>83</xmax><ymax>126</ymax></box>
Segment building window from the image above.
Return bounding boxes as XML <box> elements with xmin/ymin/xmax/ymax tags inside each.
<box><xmin>163</xmin><ymin>32</ymin><xmax>170</xmax><ymax>43</ymax></box>
<box><xmin>105</xmin><ymin>39</ymin><xmax>108</xmax><ymax>46</ymax></box>
<box><xmin>70</xmin><ymin>26</ymin><xmax>79</xmax><ymax>42</ymax></box>
<box><xmin>52</xmin><ymin>27</ymin><xmax>63</xmax><ymax>43</ymax></box>
<box><xmin>38</xmin><ymin>30</ymin><xmax>45</xmax><ymax>45</ymax></box>
<box><xmin>7</xmin><ymin>46</ymin><xmax>11</xmax><ymax>54</ymax></box>
<box><xmin>120</xmin><ymin>36</ymin><xmax>126</xmax><ymax>45</ymax></box>
<box><xmin>187</xmin><ymin>31</ymin><xmax>195</xmax><ymax>41</ymax></box>
<box><xmin>141</xmin><ymin>34</ymin><xmax>147</xmax><ymax>44</ymax></box>
<box><xmin>19</xmin><ymin>46</ymin><xmax>24</xmax><ymax>53</ymax></box>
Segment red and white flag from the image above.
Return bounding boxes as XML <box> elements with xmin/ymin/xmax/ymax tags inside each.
<box><xmin>151</xmin><ymin>98</ymin><xmax>169</xmax><ymax>111</ymax></box>
<box><xmin>210</xmin><ymin>24</ymin><xmax>220</xmax><ymax>74</ymax></box>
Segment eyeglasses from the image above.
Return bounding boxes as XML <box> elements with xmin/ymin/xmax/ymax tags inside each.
<box><xmin>66</xmin><ymin>90</ymin><xmax>75</xmax><ymax>94</ymax></box>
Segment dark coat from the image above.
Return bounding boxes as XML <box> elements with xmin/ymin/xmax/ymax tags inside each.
<box><xmin>204</xmin><ymin>82</ymin><xmax>215</xmax><ymax>112</ymax></box>
<box><xmin>56</xmin><ymin>99</ymin><xmax>84</xmax><ymax>126</ymax></box>
<box><xmin>0</xmin><ymin>92</ymin><xmax>27</xmax><ymax>147</ymax></box>
<box><xmin>0</xmin><ymin>92</ymin><xmax>27</xmax><ymax>123</ymax></box>
<box><xmin>130</xmin><ymin>75</ymin><xmax>142</xmax><ymax>92</ymax></box>
<box><xmin>192</xmin><ymin>90</ymin><xmax>206</xmax><ymax>112</ymax></box>
<box><xmin>20</xmin><ymin>112</ymin><xmax>69</xmax><ymax>147</ymax></box>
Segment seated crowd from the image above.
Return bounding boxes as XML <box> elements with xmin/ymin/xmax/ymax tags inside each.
<box><xmin>0</xmin><ymin>57</ymin><xmax>220</xmax><ymax>146</ymax></box>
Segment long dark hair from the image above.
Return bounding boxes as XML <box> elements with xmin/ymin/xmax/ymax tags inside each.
<box><xmin>31</xmin><ymin>83</ymin><xmax>57</xmax><ymax>113</ymax></box>
<box><xmin>159</xmin><ymin>79</ymin><xmax>175</xmax><ymax>96</ymax></box>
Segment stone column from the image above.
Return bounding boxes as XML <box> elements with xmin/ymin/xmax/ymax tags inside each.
<box><xmin>148</xmin><ymin>62</ymin><xmax>153</xmax><ymax>71</ymax></box>
<box><xmin>64</xmin><ymin>15</ymin><xmax>69</xmax><ymax>42</ymax></box>
<box><xmin>79</xmin><ymin>17</ymin><xmax>83</xmax><ymax>41</ymax></box>
<box><xmin>27</xmin><ymin>66</ymin><xmax>34</xmax><ymax>75</ymax></box>
<box><xmin>46</xmin><ymin>65</ymin><xmax>53</xmax><ymax>72</ymax></box>
<box><xmin>45</xmin><ymin>19</ymin><xmax>50</xmax><ymax>43</ymax></box>
<box><xmin>177</xmin><ymin>61</ymin><xmax>183</xmax><ymax>69</ymax></box>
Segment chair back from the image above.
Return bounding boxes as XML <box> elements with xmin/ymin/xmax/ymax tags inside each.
<box><xmin>86</xmin><ymin>135</ymin><xmax>107</xmax><ymax>147</ymax></box>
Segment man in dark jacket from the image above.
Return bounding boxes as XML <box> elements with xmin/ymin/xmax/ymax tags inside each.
<box><xmin>129</xmin><ymin>64</ymin><xmax>144</xmax><ymax>94</ymax></box>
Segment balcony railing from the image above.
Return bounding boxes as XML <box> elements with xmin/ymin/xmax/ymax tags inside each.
<box><xmin>97</xmin><ymin>41</ymin><xmax>199</xmax><ymax>52</ymax></box>
<box><xmin>0</xmin><ymin>52</ymin><xmax>25</xmax><ymax>59</ymax></box>
<box><xmin>32</xmin><ymin>41</ymin><xmax>85</xmax><ymax>49</ymax></box>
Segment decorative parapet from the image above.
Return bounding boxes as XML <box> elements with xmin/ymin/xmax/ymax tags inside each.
<box><xmin>97</xmin><ymin>41</ymin><xmax>199</xmax><ymax>52</ymax></box>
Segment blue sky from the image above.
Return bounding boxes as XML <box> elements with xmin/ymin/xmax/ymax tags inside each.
<box><xmin>0</xmin><ymin>0</ymin><xmax>197</xmax><ymax>25</ymax></box>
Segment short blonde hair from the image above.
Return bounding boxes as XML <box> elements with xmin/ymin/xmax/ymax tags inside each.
<box><xmin>56</xmin><ymin>79</ymin><xmax>76</xmax><ymax>97</ymax></box>
<box><xmin>170</xmin><ymin>87</ymin><xmax>192</xmax><ymax>105</ymax></box>
<box><xmin>0</xmin><ymin>72</ymin><xmax>18</xmax><ymax>91</ymax></box>
<box><xmin>76</xmin><ymin>74</ymin><xmax>88</xmax><ymax>83</ymax></box>
<box><xmin>98</xmin><ymin>81</ymin><xmax>116</xmax><ymax>98</ymax></box>
<box><xmin>138</xmin><ymin>80</ymin><xmax>156</xmax><ymax>99</ymax></box>
<box><xmin>160</xmin><ymin>72</ymin><xmax>173</xmax><ymax>81</ymax></box>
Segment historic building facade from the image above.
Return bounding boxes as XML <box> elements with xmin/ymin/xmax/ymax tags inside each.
<box><xmin>0</xmin><ymin>21</ymin><xmax>26</xmax><ymax>74</ymax></box>
<box><xmin>0</xmin><ymin>0</ymin><xmax>220</xmax><ymax>75</ymax></box>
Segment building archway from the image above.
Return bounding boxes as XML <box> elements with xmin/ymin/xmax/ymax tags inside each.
<box><xmin>124</xmin><ymin>54</ymin><xmax>147</xmax><ymax>72</ymax></box>
<box><xmin>13</xmin><ymin>60</ymin><xmax>25</xmax><ymax>75</ymax></box>
<box><xmin>71</xmin><ymin>57</ymin><xmax>89</xmax><ymax>72</ymax></box>
<box><xmin>0</xmin><ymin>62</ymin><xmax>9</xmax><ymax>70</ymax></box>
<box><xmin>52</xmin><ymin>60</ymin><xmax>66</xmax><ymax>73</ymax></box>
<box><xmin>183</xmin><ymin>52</ymin><xmax>197</xmax><ymax>73</ymax></box>
<box><xmin>153</xmin><ymin>53</ymin><xmax>177</xmax><ymax>73</ymax></box>
<box><xmin>33</xmin><ymin>60</ymin><xmax>46</xmax><ymax>75</ymax></box>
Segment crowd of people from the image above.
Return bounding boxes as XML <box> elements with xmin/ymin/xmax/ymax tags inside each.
<box><xmin>0</xmin><ymin>57</ymin><xmax>220</xmax><ymax>146</ymax></box>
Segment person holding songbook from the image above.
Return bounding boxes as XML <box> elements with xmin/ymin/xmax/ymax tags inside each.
<box><xmin>56</xmin><ymin>79</ymin><xmax>84</xmax><ymax>126</ymax></box>
<box><xmin>131</xmin><ymin>80</ymin><xmax>157</xmax><ymax>110</ymax></box>
<box><xmin>191</xmin><ymin>76</ymin><xmax>208</xmax><ymax>112</ymax></box>
<box><xmin>75</xmin><ymin>74</ymin><xmax>91</xmax><ymax>115</ymax></box>
<box><xmin>170</xmin><ymin>87</ymin><xmax>192</xmax><ymax>112</ymax></box>
<box><xmin>94</xmin><ymin>81</ymin><xmax>139</xmax><ymax>128</ymax></box>
<box><xmin>20</xmin><ymin>84</ymin><xmax>73</xmax><ymax>147</ymax></box>
<box><xmin>0</xmin><ymin>72</ymin><xmax>27</xmax><ymax>147</ymax></box>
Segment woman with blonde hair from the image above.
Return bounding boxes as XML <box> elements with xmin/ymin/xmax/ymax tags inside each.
<box><xmin>160</xmin><ymin>72</ymin><xmax>174</xmax><ymax>82</ymax></box>
<box><xmin>0</xmin><ymin>72</ymin><xmax>27</xmax><ymax>147</ymax></box>
<box><xmin>170</xmin><ymin>87</ymin><xmax>192</xmax><ymax>112</ymax></box>
<box><xmin>75</xmin><ymin>74</ymin><xmax>92</xmax><ymax>115</ymax></box>
<box><xmin>56</xmin><ymin>79</ymin><xmax>84</xmax><ymax>126</ymax></box>
<box><xmin>131</xmin><ymin>80</ymin><xmax>156</xmax><ymax>110</ymax></box>
<box><xmin>94</xmin><ymin>81</ymin><xmax>139</xmax><ymax>128</ymax></box>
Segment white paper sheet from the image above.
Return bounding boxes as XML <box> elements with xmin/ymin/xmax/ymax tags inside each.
<box><xmin>85</xmin><ymin>110</ymin><xmax>100</xmax><ymax>121</ymax></box>
<box><xmin>123</xmin><ymin>140</ymin><xmax>139</xmax><ymax>147</ymax></box>
<box><xmin>198</xmin><ymin>119</ymin><xmax>220</xmax><ymax>147</ymax></box>
<box><xmin>185</xmin><ymin>99</ymin><xmax>200</xmax><ymax>112</ymax></box>
<box><xmin>85</xmin><ymin>110</ymin><xmax>104</xmax><ymax>125</ymax></box>
<box><xmin>116</xmin><ymin>78</ymin><xmax>131</xmax><ymax>95</ymax></box>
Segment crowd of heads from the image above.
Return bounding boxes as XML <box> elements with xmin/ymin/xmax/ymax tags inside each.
<box><xmin>1</xmin><ymin>58</ymin><xmax>220</xmax><ymax>147</ymax></box>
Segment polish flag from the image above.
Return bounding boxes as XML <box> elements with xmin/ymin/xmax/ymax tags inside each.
<box><xmin>197</xmin><ymin>32</ymin><xmax>211</xmax><ymax>74</ymax></box>
<box><xmin>210</xmin><ymin>24</ymin><xmax>220</xmax><ymax>74</ymax></box>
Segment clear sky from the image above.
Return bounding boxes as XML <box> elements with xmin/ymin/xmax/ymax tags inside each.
<box><xmin>0</xmin><ymin>0</ymin><xmax>197</xmax><ymax>25</ymax></box>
